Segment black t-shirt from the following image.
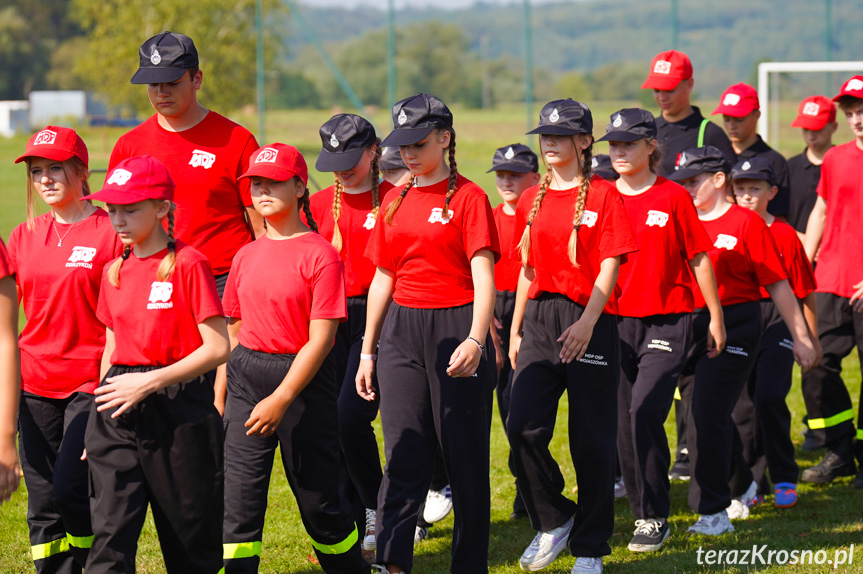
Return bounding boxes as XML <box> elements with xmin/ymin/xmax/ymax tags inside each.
<box><xmin>655</xmin><ymin>106</ymin><xmax>737</xmax><ymax>177</ymax></box>
<box><xmin>786</xmin><ymin>148</ymin><xmax>823</xmax><ymax>232</ymax></box>
<box><xmin>737</xmin><ymin>135</ymin><xmax>790</xmax><ymax>217</ymax></box>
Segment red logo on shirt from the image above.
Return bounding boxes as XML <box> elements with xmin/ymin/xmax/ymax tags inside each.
<box><xmin>66</xmin><ymin>246</ymin><xmax>97</xmax><ymax>269</ymax></box>
<box><xmin>34</xmin><ymin>129</ymin><xmax>58</xmax><ymax>146</ymax></box>
<box><xmin>645</xmin><ymin>210</ymin><xmax>669</xmax><ymax>227</ymax></box>
<box><xmin>428</xmin><ymin>208</ymin><xmax>453</xmax><ymax>225</ymax></box>
<box><xmin>147</xmin><ymin>282</ymin><xmax>174</xmax><ymax>310</ymax></box>
<box><xmin>714</xmin><ymin>234</ymin><xmax>738</xmax><ymax>250</ymax></box>
<box><xmin>189</xmin><ymin>150</ymin><xmax>216</xmax><ymax>169</ymax></box>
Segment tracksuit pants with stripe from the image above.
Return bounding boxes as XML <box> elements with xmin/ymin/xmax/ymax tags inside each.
<box><xmin>617</xmin><ymin>313</ymin><xmax>692</xmax><ymax>521</ymax></box>
<box><xmin>680</xmin><ymin>303</ymin><xmax>760</xmax><ymax>515</ymax></box>
<box><xmin>84</xmin><ymin>367</ymin><xmax>224</xmax><ymax>574</ymax></box>
<box><xmin>222</xmin><ymin>344</ymin><xmax>368</xmax><ymax>574</ymax></box>
<box><xmin>802</xmin><ymin>292</ymin><xmax>863</xmax><ymax>456</ymax></box>
<box><xmin>732</xmin><ymin>300</ymin><xmax>799</xmax><ymax>493</ymax></box>
<box><xmin>19</xmin><ymin>391</ymin><xmax>93</xmax><ymax>573</ymax></box>
<box><xmin>375</xmin><ymin>302</ymin><xmax>493</xmax><ymax>574</ymax></box>
<box><xmin>507</xmin><ymin>294</ymin><xmax>619</xmax><ymax>558</ymax></box>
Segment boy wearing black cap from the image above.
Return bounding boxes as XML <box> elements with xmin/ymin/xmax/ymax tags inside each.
<box><xmin>800</xmin><ymin>76</ymin><xmax>863</xmax><ymax>487</ymax></box>
<box><xmin>487</xmin><ymin>143</ymin><xmax>539</xmax><ymax>521</ymax></box>
<box><xmin>109</xmin><ymin>31</ymin><xmax>262</xmax><ymax>296</ymax></box>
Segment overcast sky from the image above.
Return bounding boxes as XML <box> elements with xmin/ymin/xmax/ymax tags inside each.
<box><xmin>298</xmin><ymin>0</ymin><xmax>568</xmax><ymax>9</ymax></box>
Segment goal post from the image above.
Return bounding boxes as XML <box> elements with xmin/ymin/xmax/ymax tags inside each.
<box><xmin>758</xmin><ymin>61</ymin><xmax>863</xmax><ymax>146</ymax></box>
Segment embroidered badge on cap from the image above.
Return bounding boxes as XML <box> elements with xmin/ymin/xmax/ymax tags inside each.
<box><xmin>256</xmin><ymin>148</ymin><xmax>279</xmax><ymax>163</ymax></box>
<box><xmin>107</xmin><ymin>169</ymin><xmax>133</xmax><ymax>186</ymax></box>
<box><xmin>612</xmin><ymin>114</ymin><xmax>623</xmax><ymax>127</ymax></box>
<box><xmin>330</xmin><ymin>133</ymin><xmax>339</xmax><ymax>148</ymax></box>
<box><xmin>677</xmin><ymin>152</ymin><xmax>687</xmax><ymax>167</ymax></box>
<box><xmin>504</xmin><ymin>147</ymin><xmax>515</xmax><ymax>160</ymax></box>
<box><xmin>398</xmin><ymin>109</ymin><xmax>407</xmax><ymax>125</ymax></box>
<box><xmin>741</xmin><ymin>161</ymin><xmax>751</xmax><ymax>171</ymax></box>
<box><xmin>802</xmin><ymin>102</ymin><xmax>821</xmax><ymax>116</ymax></box>
<box><xmin>847</xmin><ymin>78</ymin><xmax>863</xmax><ymax>91</ymax></box>
<box><xmin>723</xmin><ymin>93</ymin><xmax>741</xmax><ymax>106</ymax></box>
<box><xmin>33</xmin><ymin>129</ymin><xmax>57</xmax><ymax>146</ymax></box>
<box><xmin>549</xmin><ymin>108</ymin><xmax>560</xmax><ymax>123</ymax></box>
<box><xmin>151</xmin><ymin>48</ymin><xmax>162</xmax><ymax>66</ymax></box>
<box><xmin>654</xmin><ymin>60</ymin><xmax>672</xmax><ymax>74</ymax></box>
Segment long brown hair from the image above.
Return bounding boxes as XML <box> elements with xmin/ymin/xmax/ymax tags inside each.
<box><xmin>108</xmin><ymin>201</ymin><xmax>177</xmax><ymax>288</ymax></box>
<box><xmin>331</xmin><ymin>140</ymin><xmax>381</xmax><ymax>251</ymax></box>
<box><xmin>25</xmin><ymin>157</ymin><xmax>91</xmax><ymax>230</ymax></box>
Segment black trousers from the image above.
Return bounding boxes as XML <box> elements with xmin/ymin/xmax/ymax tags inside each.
<box><xmin>375</xmin><ymin>302</ymin><xmax>493</xmax><ymax>574</ymax></box>
<box><xmin>617</xmin><ymin>313</ymin><xmax>692</xmax><ymax>521</ymax></box>
<box><xmin>507</xmin><ymin>295</ymin><xmax>619</xmax><ymax>558</ymax></box>
<box><xmin>222</xmin><ymin>345</ymin><xmax>368</xmax><ymax>574</ymax></box>
<box><xmin>495</xmin><ymin>290</ymin><xmax>518</xmax><ymax>479</ymax></box>
<box><xmin>681</xmin><ymin>303</ymin><xmax>761</xmax><ymax>515</ymax></box>
<box><xmin>733</xmin><ymin>300</ymin><xmax>799</xmax><ymax>492</ymax></box>
<box><xmin>85</xmin><ymin>367</ymin><xmax>223</xmax><ymax>574</ymax></box>
<box><xmin>19</xmin><ymin>391</ymin><xmax>93</xmax><ymax>574</ymax></box>
<box><xmin>801</xmin><ymin>292</ymin><xmax>863</xmax><ymax>455</ymax></box>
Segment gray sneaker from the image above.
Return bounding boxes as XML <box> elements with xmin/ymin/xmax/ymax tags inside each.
<box><xmin>687</xmin><ymin>511</ymin><xmax>734</xmax><ymax>535</ymax></box>
<box><xmin>519</xmin><ymin>517</ymin><xmax>573</xmax><ymax>571</ymax></box>
<box><xmin>571</xmin><ymin>556</ymin><xmax>603</xmax><ymax>573</ymax></box>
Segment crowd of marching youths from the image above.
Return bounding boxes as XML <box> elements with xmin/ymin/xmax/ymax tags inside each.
<box><xmin>1</xmin><ymin>29</ymin><xmax>863</xmax><ymax>574</ymax></box>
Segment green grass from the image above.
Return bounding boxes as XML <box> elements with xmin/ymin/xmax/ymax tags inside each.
<box><xmin>1</xmin><ymin>104</ymin><xmax>862</xmax><ymax>572</ymax></box>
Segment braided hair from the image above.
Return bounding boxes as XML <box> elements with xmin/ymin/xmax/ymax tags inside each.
<box><xmin>331</xmin><ymin>140</ymin><xmax>382</xmax><ymax>251</ymax></box>
<box><xmin>108</xmin><ymin>202</ymin><xmax>177</xmax><ymax>287</ymax></box>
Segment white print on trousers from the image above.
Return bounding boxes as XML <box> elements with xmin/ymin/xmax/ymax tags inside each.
<box><xmin>66</xmin><ymin>246</ymin><xmax>97</xmax><ymax>269</ymax></box>
<box><xmin>725</xmin><ymin>345</ymin><xmax>749</xmax><ymax>357</ymax></box>
<box><xmin>578</xmin><ymin>353</ymin><xmax>608</xmax><ymax>366</ymax></box>
<box><xmin>779</xmin><ymin>338</ymin><xmax>794</xmax><ymax>351</ymax></box>
<box><xmin>147</xmin><ymin>281</ymin><xmax>174</xmax><ymax>310</ymax></box>
<box><xmin>647</xmin><ymin>339</ymin><xmax>673</xmax><ymax>352</ymax></box>
<box><xmin>189</xmin><ymin>150</ymin><xmax>216</xmax><ymax>169</ymax></box>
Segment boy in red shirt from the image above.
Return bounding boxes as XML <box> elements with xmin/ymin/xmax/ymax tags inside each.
<box><xmin>800</xmin><ymin>76</ymin><xmax>863</xmax><ymax>487</ymax></box>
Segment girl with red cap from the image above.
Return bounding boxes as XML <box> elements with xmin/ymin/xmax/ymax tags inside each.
<box><xmin>84</xmin><ymin>156</ymin><xmax>230</xmax><ymax>573</ymax></box>
<box><xmin>8</xmin><ymin>127</ymin><xmax>121</xmax><ymax>573</ymax></box>
<box><xmin>0</xmin><ymin>236</ymin><xmax>19</xmax><ymax>507</ymax></box>
<box><xmin>220</xmin><ymin>143</ymin><xmax>369</xmax><ymax>573</ymax></box>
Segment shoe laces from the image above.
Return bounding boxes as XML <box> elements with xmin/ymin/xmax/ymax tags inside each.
<box><xmin>692</xmin><ymin>514</ymin><xmax>715</xmax><ymax>529</ymax></box>
<box><xmin>633</xmin><ymin>519</ymin><xmax>661</xmax><ymax>536</ymax></box>
<box><xmin>365</xmin><ymin>509</ymin><xmax>376</xmax><ymax>533</ymax></box>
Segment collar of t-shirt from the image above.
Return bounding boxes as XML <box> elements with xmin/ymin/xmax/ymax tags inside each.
<box><xmin>655</xmin><ymin>105</ymin><xmax>707</xmax><ymax>130</ymax></box>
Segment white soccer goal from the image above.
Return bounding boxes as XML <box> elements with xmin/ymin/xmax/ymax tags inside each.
<box><xmin>758</xmin><ymin>61</ymin><xmax>863</xmax><ymax>146</ymax></box>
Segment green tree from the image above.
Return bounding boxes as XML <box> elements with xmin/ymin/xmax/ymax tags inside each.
<box><xmin>69</xmin><ymin>0</ymin><xmax>286</xmax><ymax>114</ymax></box>
<box><xmin>554</xmin><ymin>72</ymin><xmax>593</xmax><ymax>103</ymax></box>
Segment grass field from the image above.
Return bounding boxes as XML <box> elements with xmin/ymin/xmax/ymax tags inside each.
<box><xmin>0</xmin><ymin>102</ymin><xmax>861</xmax><ymax>573</ymax></box>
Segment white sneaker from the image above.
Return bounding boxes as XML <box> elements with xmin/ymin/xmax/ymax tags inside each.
<box><xmin>687</xmin><ymin>511</ymin><xmax>734</xmax><ymax>535</ymax></box>
<box><xmin>613</xmin><ymin>478</ymin><xmax>627</xmax><ymax>499</ymax></box>
<box><xmin>519</xmin><ymin>517</ymin><xmax>573</xmax><ymax>571</ymax></box>
<box><xmin>414</xmin><ymin>525</ymin><xmax>429</xmax><ymax>544</ymax></box>
<box><xmin>571</xmin><ymin>556</ymin><xmax>603</xmax><ymax>573</ymax></box>
<box><xmin>726</xmin><ymin>480</ymin><xmax>757</xmax><ymax>520</ymax></box>
<box><xmin>371</xmin><ymin>566</ymin><xmax>405</xmax><ymax>574</ymax></box>
<box><xmin>423</xmin><ymin>485</ymin><xmax>453</xmax><ymax>523</ymax></box>
<box><xmin>363</xmin><ymin>508</ymin><xmax>376</xmax><ymax>551</ymax></box>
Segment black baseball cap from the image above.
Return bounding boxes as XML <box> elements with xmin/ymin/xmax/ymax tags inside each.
<box><xmin>731</xmin><ymin>157</ymin><xmax>776</xmax><ymax>186</ymax></box>
<box><xmin>315</xmin><ymin>114</ymin><xmax>377</xmax><ymax>172</ymax></box>
<box><xmin>526</xmin><ymin>99</ymin><xmax>593</xmax><ymax>136</ymax></box>
<box><xmin>381</xmin><ymin>94</ymin><xmax>453</xmax><ymax>147</ymax></box>
<box><xmin>131</xmin><ymin>32</ymin><xmax>199</xmax><ymax>84</ymax></box>
<box><xmin>378</xmin><ymin>146</ymin><xmax>406</xmax><ymax>171</ymax></box>
<box><xmin>597</xmin><ymin>108</ymin><xmax>657</xmax><ymax>142</ymax></box>
<box><xmin>667</xmin><ymin>146</ymin><xmax>732</xmax><ymax>181</ymax></box>
<box><xmin>487</xmin><ymin>143</ymin><xmax>539</xmax><ymax>173</ymax></box>
<box><xmin>591</xmin><ymin>154</ymin><xmax>619</xmax><ymax>181</ymax></box>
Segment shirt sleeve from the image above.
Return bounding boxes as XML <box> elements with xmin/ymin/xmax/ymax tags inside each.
<box><xmin>676</xmin><ymin>192</ymin><xmax>713</xmax><ymax>260</ymax></box>
<box><xmin>512</xmin><ymin>187</ymin><xmax>535</xmax><ymax>267</ymax></box>
<box><xmin>783</xmin><ymin>229</ymin><xmax>817</xmax><ymax>299</ymax></box>
<box><xmin>221</xmin><ymin>256</ymin><xmax>242</xmax><ymax>319</ymax></box>
<box><xmin>365</xmin><ymin>200</ymin><xmax>395</xmax><ymax>272</ymax></box>
<box><xmin>748</xmin><ymin>219</ymin><xmax>788</xmax><ymax>288</ymax></box>
<box><xmin>186</xmin><ymin>258</ymin><xmax>225</xmax><ymax>323</ymax></box>
<box><xmin>462</xmin><ymin>191</ymin><xmax>501</xmax><ymax>262</ymax></box>
<box><xmin>96</xmin><ymin>268</ymin><xmax>114</xmax><ymax>329</ymax></box>
<box><xmin>0</xmin><ymin>238</ymin><xmax>11</xmax><ymax>278</ymax></box>
<box><xmin>236</xmin><ymin>133</ymin><xmax>260</xmax><ymax>208</ymax></box>
<box><xmin>597</xmin><ymin>186</ymin><xmax>638</xmax><ymax>262</ymax></box>
<box><xmin>310</xmin><ymin>259</ymin><xmax>347</xmax><ymax>321</ymax></box>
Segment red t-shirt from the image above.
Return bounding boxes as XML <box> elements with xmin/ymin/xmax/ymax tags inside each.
<box><xmin>696</xmin><ymin>205</ymin><xmax>787</xmax><ymax>308</ymax></box>
<box><xmin>759</xmin><ymin>220</ymin><xmax>816</xmax><ymax>300</ymax></box>
<box><xmin>8</xmin><ymin>210</ymin><xmax>122</xmax><ymax>398</ymax></box>
<box><xmin>366</xmin><ymin>175</ymin><xmax>501</xmax><ymax>309</ymax></box>
<box><xmin>109</xmin><ymin>112</ymin><xmax>259</xmax><ymax>275</ymax></box>
<box><xmin>493</xmin><ymin>204</ymin><xmax>521</xmax><ymax>293</ymax></box>
<box><xmin>513</xmin><ymin>176</ymin><xmax>638</xmax><ymax>310</ymax></box>
<box><xmin>814</xmin><ymin>141</ymin><xmax>863</xmax><ymax>299</ymax></box>
<box><xmin>614</xmin><ymin>177</ymin><xmax>712</xmax><ymax>317</ymax></box>
<box><xmin>222</xmin><ymin>233</ymin><xmax>347</xmax><ymax>355</ymax></box>
<box><xmin>97</xmin><ymin>241</ymin><xmax>223</xmax><ymax>367</ymax></box>
<box><xmin>310</xmin><ymin>181</ymin><xmax>393</xmax><ymax>298</ymax></box>
<box><xmin>0</xmin><ymin>238</ymin><xmax>10</xmax><ymax>278</ymax></box>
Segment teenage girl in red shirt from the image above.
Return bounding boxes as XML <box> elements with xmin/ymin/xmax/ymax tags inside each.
<box><xmin>220</xmin><ymin>143</ymin><xmax>369</xmax><ymax>574</ymax></box>
<box><xmin>356</xmin><ymin>94</ymin><xmax>499</xmax><ymax>574</ymax></box>
<box><xmin>8</xmin><ymin>127</ymin><xmax>121</xmax><ymax>573</ymax></box>
<box><xmin>0</xmin><ymin>237</ymin><xmax>19</xmax><ymax>507</ymax></box>
<box><xmin>84</xmin><ymin>156</ymin><xmax>230</xmax><ymax>573</ymax></box>
<box><xmin>668</xmin><ymin>146</ymin><xmax>817</xmax><ymax>536</ymax></box>
<box><xmin>600</xmin><ymin>108</ymin><xmax>725</xmax><ymax>553</ymax></box>
<box><xmin>507</xmin><ymin>99</ymin><xmax>638</xmax><ymax>574</ymax></box>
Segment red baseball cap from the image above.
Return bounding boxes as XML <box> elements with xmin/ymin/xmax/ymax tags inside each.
<box><xmin>641</xmin><ymin>50</ymin><xmax>693</xmax><ymax>91</ymax></box>
<box><xmin>15</xmin><ymin>126</ymin><xmax>89</xmax><ymax>166</ymax></box>
<box><xmin>791</xmin><ymin>96</ymin><xmax>836</xmax><ymax>130</ymax></box>
<box><xmin>240</xmin><ymin>143</ymin><xmax>309</xmax><ymax>185</ymax></box>
<box><xmin>712</xmin><ymin>83</ymin><xmax>760</xmax><ymax>117</ymax></box>
<box><xmin>87</xmin><ymin>156</ymin><xmax>175</xmax><ymax>204</ymax></box>
<box><xmin>834</xmin><ymin>75</ymin><xmax>863</xmax><ymax>101</ymax></box>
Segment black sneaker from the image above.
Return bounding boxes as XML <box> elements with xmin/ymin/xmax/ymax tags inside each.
<box><xmin>801</xmin><ymin>447</ymin><xmax>857</xmax><ymax>483</ymax></box>
<box><xmin>628</xmin><ymin>518</ymin><xmax>670</xmax><ymax>552</ymax></box>
<box><xmin>801</xmin><ymin>427</ymin><xmax>820</xmax><ymax>451</ymax></box>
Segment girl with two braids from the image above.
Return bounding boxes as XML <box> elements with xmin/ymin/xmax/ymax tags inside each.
<box><xmin>84</xmin><ymin>156</ymin><xmax>229</xmax><ymax>572</ymax></box>
<box><xmin>507</xmin><ymin>99</ymin><xmax>637</xmax><ymax>574</ymax></box>
<box><xmin>220</xmin><ymin>144</ymin><xmax>369</xmax><ymax>573</ymax></box>
<box><xmin>357</xmin><ymin>94</ymin><xmax>499</xmax><ymax>574</ymax></box>
<box><xmin>8</xmin><ymin>127</ymin><xmax>120</xmax><ymax>573</ymax></box>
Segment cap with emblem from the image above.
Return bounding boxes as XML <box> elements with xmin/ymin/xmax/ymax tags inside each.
<box><xmin>791</xmin><ymin>95</ymin><xmax>836</xmax><ymax>130</ymax></box>
<box><xmin>666</xmin><ymin>146</ymin><xmax>732</xmax><ymax>181</ymax></box>
<box><xmin>487</xmin><ymin>143</ymin><xmax>538</xmax><ymax>173</ymax></box>
<box><xmin>131</xmin><ymin>31</ymin><xmax>199</xmax><ymax>85</ymax></box>
<box><xmin>239</xmin><ymin>143</ymin><xmax>308</xmax><ymax>185</ymax></box>
<box><xmin>378</xmin><ymin>146</ymin><xmax>407</xmax><ymax>171</ymax></box>
<box><xmin>590</xmin><ymin>154</ymin><xmax>619</xmax><ymax>181</ymax></box>
<box><xmin>87</xmin><ymin>156</ymin><xmax>175</xmax><ymax>204</ymax></box>
<box><xmin>526</xmin><ymin>99</ymin><xmax>593</xmax><ymax>136</ymax></box>
<box><xmin>597</xmin><ymin>108</ymin><xmax>657</xmax><ymax>142</ymax></box>
<box><xmin>833</xmin><ymin>75</ymin><xmax>863</xmax><ymax>102</ymax></box>
<box><xmin>15</xmin><ymin>126</ymin><xmax>89</xmax><ymax>166</ymax></box>
<box><xmin>315</xmin><ymin>114</ymin><xmax>377</xmax><ymax>172</ymax></box>
<box><xmin>712</xmin><ymin>83</ymin><xmax>760</xmax><ymax>117</ymax></box>
<box><xmin>380</xmin><ymin>94</ymin><xmax>453</xmax><ymax>147</ymax></box>
<box><xmin>731</xmin><ymin>157</ymin><xmax>776</xmax><ymax>186</ymax></box>
<box><xmin>641</xmin><ymin>50</ymin><xmax>693</xmax><ymax>91</ymax></box>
